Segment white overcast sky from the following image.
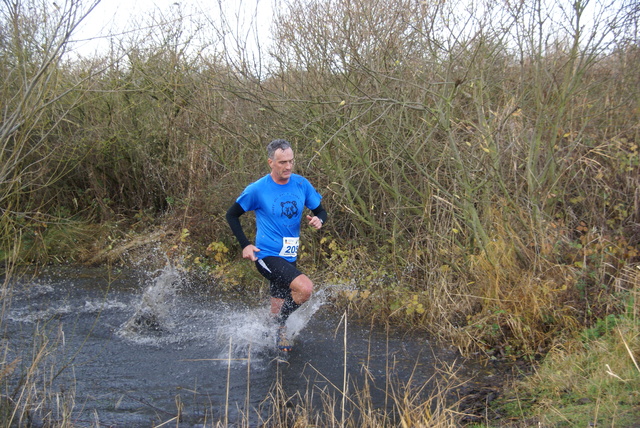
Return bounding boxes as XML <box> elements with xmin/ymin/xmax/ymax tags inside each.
<box><xmin>71</xmin><ymin>0</ymin><xmax>274</xmax><ymax>57</ymax></box>
<box><xmin>69</xmin><ymin>0</ymin><xmax>627</xmax><ymax>59</ymax></box>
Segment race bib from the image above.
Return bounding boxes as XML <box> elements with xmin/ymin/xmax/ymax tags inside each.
<box><xmin>279</xmin><ymin>237</ymin><xmax>299</xmax><ymax>258</ymax></box>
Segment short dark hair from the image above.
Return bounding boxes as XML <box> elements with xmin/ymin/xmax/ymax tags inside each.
<box><xmin>267</xmin><ymin>139</ymin><xmax>292</xmax><ymax>159</ymax></box>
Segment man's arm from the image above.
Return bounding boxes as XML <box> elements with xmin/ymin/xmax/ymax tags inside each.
<box><xmin>306</xmin><ymin>202</ymin><xmax>328</xmax><ymax>230</ymax></box>
<box><xmin>312</xmin><ymin>203</ymin><xmax>327</xmax><ymax>224</ymax></box>
<box><xmin>226</xmin><ymin>202</ymin><xmax>261</xmax><ymax>261</ymax></box>
<box><xmin>225</xmin><ymin>202</ymin><xmax>251</xmax><ymax>248</ymax></box>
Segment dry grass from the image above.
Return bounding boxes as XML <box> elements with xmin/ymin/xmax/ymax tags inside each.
<box><xmin>157</xmin><ymin>312</ymin><xmax>474</xmax><ymax>428</ymax></box>
<box><xmin>497</xmin><ymin>265</ymin><xmax>640</xmax><ymax>426</ymax></box>
<box><xmin>0</xmin><ymin>324</ymin><xmax>76</xmax><ymax>427</ymax></box>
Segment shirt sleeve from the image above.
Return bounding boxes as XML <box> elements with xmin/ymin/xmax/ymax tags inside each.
<box><xmin>302</xmin><ymin>177</ymin><xmax>323</xmax><ymax>212</ymax></box>
<box><xmin>225</xmin><ymin>202</ymin><xmax>251</xmax><ymax>248</ymax></box>
<box><xmin>311</xmin><ymin>202</ymin><xmax>328</xmax><ymax>224</ymax></box>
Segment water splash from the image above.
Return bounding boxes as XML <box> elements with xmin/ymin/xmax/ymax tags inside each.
<box><xmin>287</xmin><ymin>288</ymin><xmax>330</xmax><ymax>337</ymax></box>
<box><xmin>116</xmin><ymin>262</ymin><xmax>336</xmax><ymax>358</ymax></box>
<box><xmin>214</xmin><ymin>288</ymin><xmax>331</xmax><ymax>361</ymax></box>
<box><xmin>119</xmin><ymin>263</ymin><xmax>183</xmax><ymax>336</ymax></box>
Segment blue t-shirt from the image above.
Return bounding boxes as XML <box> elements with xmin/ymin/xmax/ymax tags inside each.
<box><xmin>236</xmin><ymin>173</ymin><xmax>322</xmax><ymax>262</ymax></box>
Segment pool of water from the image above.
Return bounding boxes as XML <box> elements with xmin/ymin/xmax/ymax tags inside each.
<box><xmin>1</xmin><ymin>264</ymin><xmax>497</xmax><ymax>427</ymax></box>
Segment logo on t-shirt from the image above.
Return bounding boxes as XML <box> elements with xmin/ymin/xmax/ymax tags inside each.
<box><xmin>280</xmin><ymin>201</ymin><xmax>299</xmax><ymax>219</ymax></box>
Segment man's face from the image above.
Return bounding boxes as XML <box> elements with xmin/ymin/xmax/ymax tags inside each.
<box><xmin>268</xmin><ymin>147</ymin><xmax>294</xmax><ymax>184</ymax></box>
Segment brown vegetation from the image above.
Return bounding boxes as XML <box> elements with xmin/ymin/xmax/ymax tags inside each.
<box><xmin>0</xmin><ymin>0</ymin><xmax>639</xmax><ymax>425</ymax></box>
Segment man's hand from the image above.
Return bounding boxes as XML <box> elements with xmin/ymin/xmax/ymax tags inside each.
<box><xmin>242</xmin><ymin>244</ymin><xmax>260</xmax><ymax>261</ymax></box>
<box><xmin>306</xmin><ymin>215</ymin><xmax>323</xmax><ymax>230</ymax></box>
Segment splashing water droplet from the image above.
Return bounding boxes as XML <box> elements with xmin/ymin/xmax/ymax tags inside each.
<box><xmin>120</xmin><ymin>263</ymin><xmax>183</xmax><ymax>336</ymax></box>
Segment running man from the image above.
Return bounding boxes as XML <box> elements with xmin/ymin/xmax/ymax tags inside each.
<box><xmin>225</xmin><ymin>139</ymin><xmax>328</xmax><ymax>352</ymax></box>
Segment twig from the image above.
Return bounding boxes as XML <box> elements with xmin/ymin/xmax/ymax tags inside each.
<box><xmin>618</xmin><ymin>328</ymin><xmax>640</xmax><ymax>373</ymax></box>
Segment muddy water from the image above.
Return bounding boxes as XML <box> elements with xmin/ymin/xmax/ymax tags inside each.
<box><xmin>2</xmin><ymin>265</ymin><xmax>499</xmax><ymax>427</ymax></box>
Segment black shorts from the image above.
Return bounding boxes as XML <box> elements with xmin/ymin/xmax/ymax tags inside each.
<box><xmin>255</xmin><ymin>256</ymin><xmax>302</xmax><ymax>299</ymax></box>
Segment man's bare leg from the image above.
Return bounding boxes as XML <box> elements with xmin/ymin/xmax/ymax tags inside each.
<box><xmin>290</xmin><ymin>274</ymin><xmax>313</xmax><ymax>305</ymax></box>
<box><xmin>270</xmin><ymin>297</ymin><xmax>284</xmax><ymax>316</ymax></box>
<box><xmin>273</xmin><ymin>274</ymin><xmax>314</xmax><ymax>351</ymax></box>
<box><xmin>271</xmin><ymin>275</ymin><xmax>313</xmax><ymax>324</ymax></box>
